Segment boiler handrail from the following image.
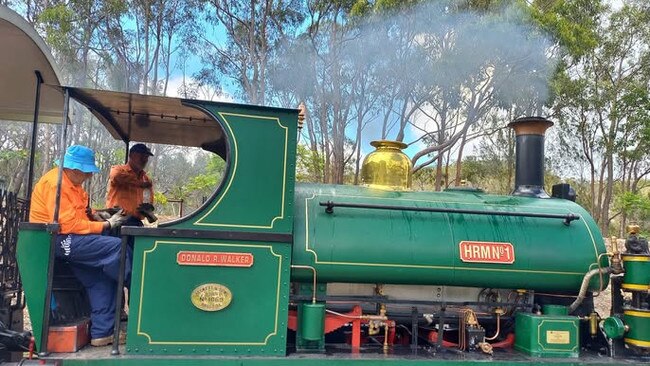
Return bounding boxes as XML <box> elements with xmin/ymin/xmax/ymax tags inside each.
<box><xmin>319</xmin><ymin>201</ymin><xmax>580</xmax><ymax>226</ymax></box>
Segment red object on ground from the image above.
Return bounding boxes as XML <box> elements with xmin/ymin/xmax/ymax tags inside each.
<box><xmin>47</xmin><ymin>320</ymin><xmax>90</xmax><ymax>352</ymax></box>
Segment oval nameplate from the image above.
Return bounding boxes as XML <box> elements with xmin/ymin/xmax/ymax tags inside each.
<box><xmin>191</xmin><ymin>283</ymin><xmax>232</xmax><ymax>311</ymax></box>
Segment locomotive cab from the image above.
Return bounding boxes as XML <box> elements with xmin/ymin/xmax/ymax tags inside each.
<box><xmin>16</xmin><ymin>87</ymin><xmax>299</xmax><ymax>357</ymax></box>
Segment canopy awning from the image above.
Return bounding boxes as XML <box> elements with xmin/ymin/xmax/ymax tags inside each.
<box><xmin>0</xmin><ymin>5</ymin><xmax>63</xmax><ymax>123</ymax></box>
<box><xmin>65</xmin><ymin>87</ymin><xmax>226</xmax><ymax>156</ymax></box>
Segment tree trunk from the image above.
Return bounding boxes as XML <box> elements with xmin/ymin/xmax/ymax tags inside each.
<box><xmin>455</xmin><ymin>133</ymin><xmax>467</xmax><ymax>186</ymax></box>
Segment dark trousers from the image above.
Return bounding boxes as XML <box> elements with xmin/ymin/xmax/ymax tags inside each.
<box><xmin>55</xmin><ymin>234</ymin><xmax>131</xmax><ymax>339</ymax></box>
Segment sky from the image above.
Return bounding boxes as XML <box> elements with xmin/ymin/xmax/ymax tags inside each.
<box><xmin>6</xmin><ymin>1</ymin><xmax>584</xmax><ymax>165</ymax></box>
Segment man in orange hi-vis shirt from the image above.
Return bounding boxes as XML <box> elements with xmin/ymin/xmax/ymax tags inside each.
<box><xmin>106</xmin><ymin>143</ymin><xmax>154</xmax><ymax>227</ymax></box>
<box><xmin>30</xmin><ymin>145</ymin><xmax>129</xmax><ymax>347</ymax></box>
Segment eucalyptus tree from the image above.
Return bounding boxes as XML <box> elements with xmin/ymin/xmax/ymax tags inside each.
<box><xmin>197</xmin><ymin>0</ymin><xmax>305</xmax><ymax>105</ymax></box>
<box><xmin>269</xmin><ymin>0</ymin><xmax>377</xmax><ymax>184</ymax></box>
<box><xmin>359</xmin><ymin>1</ymin><xmax>555</xmax><ymax>191</ymax></box>
<box><xmin>553</xmin><ymin>3</ymin><xmax>650</xmax><ymax>234</ymax></box>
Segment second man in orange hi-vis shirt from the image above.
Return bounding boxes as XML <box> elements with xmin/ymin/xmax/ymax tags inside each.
<box><xmin>106</xmin><ymin>143</ymin><xmax>155</xmax><ymax>227</ymax></box>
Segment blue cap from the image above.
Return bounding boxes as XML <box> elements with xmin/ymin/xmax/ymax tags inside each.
<box><xmin>56</xmin><ymin>145</ymin><xmax>100</xmax><ymax>173</ymax></box>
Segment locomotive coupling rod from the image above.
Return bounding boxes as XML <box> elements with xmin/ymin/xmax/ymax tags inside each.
<box><xmin>320</xmin><ymin>201</ymin><xmax>580</xmax><ymax>226</ymax></box>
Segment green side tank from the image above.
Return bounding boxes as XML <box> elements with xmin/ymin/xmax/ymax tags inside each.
<box><xmin>291</xmin><ymin>183</ymin><xmax>607</xmax><ymax>292</ymax></box>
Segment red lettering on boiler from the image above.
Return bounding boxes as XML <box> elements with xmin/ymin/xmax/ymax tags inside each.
<box><xmin>459</xmin><ymin>241</ymin><xmax>515</xmax><ymax>264</ymax></box>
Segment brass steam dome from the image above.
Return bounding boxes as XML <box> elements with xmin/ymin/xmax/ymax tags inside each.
<box><xmin>361</xmin><ymin>140</ymin><xmax>412</xmax><ymax>190</ymax></box>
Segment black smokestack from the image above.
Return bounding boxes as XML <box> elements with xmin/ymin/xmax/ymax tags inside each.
<box><xmin>508</xmin><ymin>116</ymin><xmax>554</xmax><ymax>198</ymax></box>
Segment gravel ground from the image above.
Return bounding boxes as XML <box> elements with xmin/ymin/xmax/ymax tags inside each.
<box><xmin>23</xmin><ymin>306</ymin><xmax>30</xmax><ymax>332</ymax></box>
<box><xmin>593</xmin><ymin>238</ymin><xmax>625</xmax><ymax>317</ymax></box>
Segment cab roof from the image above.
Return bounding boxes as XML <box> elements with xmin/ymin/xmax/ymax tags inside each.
<box><xmin>0</xmin><ymin>5</ymin><xmax>63</xmax><ymax>123</ymax></box>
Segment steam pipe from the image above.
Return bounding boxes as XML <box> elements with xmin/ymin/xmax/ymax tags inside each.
<box><xmin>485</xmin><ymin>313</ymin><xmax>501</xmax><ymax>341</ymax></box>
<box><xmin>568</xmin><ymin>267</ymin><xmax>612</xmax><ymax>313</ymax></box>
<box><xmin>291</xmin><ymin>265</ymin><xmax>317</xmax><ymax>303</ymax></box>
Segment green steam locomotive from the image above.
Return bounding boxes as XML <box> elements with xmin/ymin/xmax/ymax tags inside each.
<box><xmin>13</xmin><ymin>90</ymin><xmax>650</xmax><ymax>365</ymax></box>
<box><xmin>3</xmin><ymin>5</ymin><xmax>650</xmax><ymax>364</ymax></box>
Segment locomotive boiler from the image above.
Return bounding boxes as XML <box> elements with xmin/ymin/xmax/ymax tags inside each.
<box><xmin>292</xmin><ymin>118</ymin><xmax>605</xmax><ymax>291</ymax></box>
<box><xmin>286</xmin><ymin>116</ymin><xmax>610</xmax><ymax>355</ymax></box>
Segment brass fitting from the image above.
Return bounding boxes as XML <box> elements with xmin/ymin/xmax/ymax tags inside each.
<box><xmin>589</xmin><ymin>312</ymin><xmax>599</xmax><ymax>338</ymax></box>
<box><xmin>465</xmin><ymin>310</ymin><xmax>479</xmax><ymax>327</ymax></box>
<box><xmin>368</xmin><ymin>319</ymin><xmax>381</xmax><ymax>335</ymax></box>
<box><xmin>368</xmin><ymin>305</ymin><xmax>388</xmax><ymax>336</ymax></box>
<box><xmin>609</xmin><ymin>236</ymin><xmax>624</xmax><ymax>274</ymax></box>
<box><xmin>383</xmin><ymin>323</ymin><xmax>389</xmax><ymax>351</ymax></box>
<box><xmin>627</xmin><ymin>224</ymin><xmax>640</xmax><ymax>235</ymax></box>
<box><xmin>479</xmin><ymin>342</ymin><xmax>493</xmax><ymax>355</ymax></box>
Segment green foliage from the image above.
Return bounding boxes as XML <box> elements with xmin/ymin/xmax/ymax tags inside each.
<box><xmin>528</xmin><ymin>0</ymin><xmax>604</xmax><ymax>58</ymax></box>
<box><xmin>5</xmin><ymin>0</ymin><xmax>649</xmax><ymax>234</ymax></box>
<box><xmin>617</xmin><ymin>192</ymin><xmax>650</xmax><ymax>214</ymax></box>
<box><xmin>0</xmin><ymin>149</ymin><xmax>28</xmax><ymax>161</ymax></box>
<box><xmin>296</xmin><ymin>144</ymin><xmax>324</xmax><ymax>183</ymax></box>
<box><xmin>38</xmin><ymin>4</ymin><xmax>75</xmax><ymax>51</ymax></box>
<box><xmin>615</xmin><ymin>191</ymin><xmax>650</xmax><ymax>233</ymax></box>
<box><xmin>412</xmin><ymin>156</ymin><xmax>513</xmax><ymax>194</ymax></box>
<box><xmin>185</xmin><ymin>155</ymin><xmax>226</xmax><ymax>195</ymax></box>
<box><xmin>154</xmin><ymin>191</ymin><xmax>168</xmax><ymax>205</ymax></box>
<box><xmin>152</xmin><ymin>152</ymin><xmax>226</xmax><ymax>219</ymax></box>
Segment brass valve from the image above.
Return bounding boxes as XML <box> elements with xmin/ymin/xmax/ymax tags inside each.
<box><xmin>366</xmin><ymin>305</ymin><xmax>389</xmax><ymax>336</ymax></box>
<box><xmin>589</xmin><ymin>312</ymin><xmax>599</xmax><ymax>338</ymax></box>
<box><xmin>465</xmin><ymin>310</ymin><xmax>479</xmax><ymax>327</ymax></box>
<box><xmin>609</xmin><ymin>236</ymin><xmax>624</xmax><ymax>274</ymax></box>
<box><xmin>479</xmin><ymin>341</ymin><xmax>493</xmax><ymax>355</ymax></box>
<box><xmin>368</xmin><ymin>320</ymin><xmax>381</xmax><ymax>335</ymax></box>
<box><xmin>627</xmin><ymin>224</ymin><xmax>640</xmax><ymax>235</ymax></box>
